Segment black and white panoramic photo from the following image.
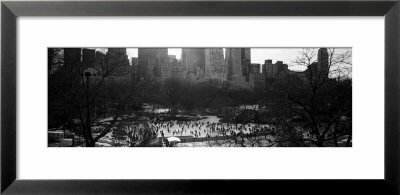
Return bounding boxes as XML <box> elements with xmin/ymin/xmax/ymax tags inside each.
<box><xmin>48</xmin><ymin>48</ymin><xmax>352</xmax><ymax>147</ymax></box>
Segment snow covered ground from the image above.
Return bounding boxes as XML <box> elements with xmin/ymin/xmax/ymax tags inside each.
<box><xmin>92</xmin><ymin>112</ymin><xmax>273</xmax><ymax>147</ymax></box>
<box><xmin>155</xmin><ymin>114</ymin><xmax>270</xmax><ymax>139</ymax></box>
<box><xmin>53</xmin><ymin>106</ymin><xmax>336</xmax><ymax>147</ymax></box>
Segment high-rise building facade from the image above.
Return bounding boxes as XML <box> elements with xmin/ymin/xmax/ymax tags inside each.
<box><xmin>305</xmin><ymin>48</ymin><xmax>330</xmax><ymax>82</ymax></box>
<box><xmin>64</xmin><ymin>48</ymin><xmax>81</xmax><ymax>69</ymax></box>
<box><xmin>249</xmin><ymin>63</ymin><xmax>261</xmax><ymax>74</ymax></box>
<box><xmin>249</xmin><ymin>71</ymin><xmax>265</xmax><ymax>89</ymax></box>
<box><xmin>263</xmin><ymin>59</ymin><xmax>273</xmax><ymax>78</ymax></box>
<box><xmin>138</xmin><ymin>48</ymin><xmax>168</xmax><ymax>80</ymax></box>
<box><xmin>317</xmin><ymin>48</ymin><xmax>329</xmax><ymax>73</ymax></box>
<box><xmin>107</xmin><ymin>48</ymin><xmax>130</xmax><ymax>68</ymax></box>
<box><xmin>131</xmin><ymin>57</ymin><xmax>139</xmax><ymax>82</ymax></box>
<box><xmin>82</xmin><ymin>49</ymin><xmax>95</xmax><ymax>69</ymax></box>
<box><xmin>273</xmin><ymin>61</ymin><xmax>282</xmax><ymax>75</ymax></box>
<box><xmin>241</xmin><ymin>48</ymin><xmax>251</xmax><ymax>60</ymax></box>
<box><xmin>168</xmin><ymin>55</ymin><xmax>177</xmax><ymax>63</ymax></box>
<box><xmin>272</xmin><ymin>61</ymin><xmax>288</xmax><ymax>76</ymax></box>
<box><xmin>95</xmin><ymin>51</ymin><xmax>106</xmax><ymax>71</ymax></box>
<box><xmin>107</xmin><ymin>48</ymin><xmax>131</xmax><ymax>84</ymax></box>
<box><xmin>171</xmin><ymin>60</ymin><xmax>186</xmax><ymax>80</ymax></box>
<box><xmin>225</xmin><ymin>48</ymin><xmax>242</xmax><ymax>80</ymax></box>
<box><xmin>241</xmin><ymin>48</ymin><xmax>251</xmax><ymax>80</ymax></box>
<box><xmin>205</xmin><ymin>48</ymin><xmax>227</xmax><ymax>81</ymax></box>
<box><xmin>182</xmin><ymin>48</ymin><xmax>205</xmax><ymax>75</ymax></box>
<box><xmin>305</xmin><ymin>62</ymin><xmax>319</xmax><ymax>82</ymax></box>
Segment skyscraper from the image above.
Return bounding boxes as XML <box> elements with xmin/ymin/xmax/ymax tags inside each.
<box><xmin>272</xmin><ymin>61</ymin><xmax>288</xmax><ymax>76</ymax></box>
<box><xmin>317</xmin><ymin>48</ymin><xmax>329</xmax><ymax>73</ymax></box>
<box><xmin>105</xmin><ymin>48</ymin><xmax>131</xmax><ymax>84</ymax></box>
<box><xmin>181</xmin><ymin>48</ymin><xmax>205</xmax><ymax>75</ymax></box>
<box><xmin>64</xmin><ymin>48</ymin><xmax>81</xmax><ymax>69</ymax></box>
<box><xmin>82</xmin><ymin>48</ymin><xmax>95</xmax><ymax>69</ymax></box>
<box><xmin>131</xmin><ymin>57</ymin><xmax>139</xmax><ymax>82</ymax></box>
<box><xmin>241</xmin><ymin>48</ymin><xmax>251</xmax><ymax>60</ymax></box>
<box><xmin>225</xmin><ymin>48</ymin><xmax>242</xmax><ymax>80</ymax></box>
<box><xmin>241</xmin><ymin>48</ymin><xmax>251</xmax><ymax>80</ymax></box>
<box><xmin>205</xmin><ymin>48</ymin><xmax>227</xmax><ymax>81</ymax></box>
<box><xmin>138</xmin><ymin>48</ymin><xmax>168</xmax><ymax>80</ymax></box>
<box><xmin>95</xmin><ymin>51</ymin><xmax>106</xmax><ymax>71</ymax></box>
<box><xmin>263</xmin><ymin>59</ymin><xmax>273</xmax><ymax>78</ymax></box>
<box><xmin>107</xmin><ymin>48</ymin><xmax>130</xmax><ymax>69</ymax></box>
<box><xmin>305</xmin><ymin>62</ymin><xmax>319</xmax><ymax>82</ymax></box>
<box><xmin>107</xmin><ymin>48</ymin><xmax>130</xmax><ymax>70</ymax></box>
<box><xmin>249</xmin><ymin>63</ymin><xmax>261</xmax><ymax>74</ymax></box>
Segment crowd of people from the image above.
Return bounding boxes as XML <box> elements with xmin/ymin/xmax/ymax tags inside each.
<box><xmin>116</xmin><ymin>115</ymin><xmax>276</xmax><ymax>147</ymax></box>
<box><xmin>153</xmin><ymin>118</ymin><xmax>272</xmax><ymax>139</ymax></box>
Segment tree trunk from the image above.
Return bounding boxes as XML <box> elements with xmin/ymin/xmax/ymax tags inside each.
<box><xmin>334</xmin><ymin>120</ymin><xmax>339</xmax><ymax>147</ymax></box>
<box><xmin>85</xmin><ymin>125</ymin><xmax>95</xmax><ymax>147</ymax></box>
<box><xmin>86</xmin><ymin>140</ymin><xmax>95</xmax><ymax>147</ymax></box>
<box><xmin>316</xmin><ymin>137</ymin><xmax>324</xmax><ymax>147</ymax></box>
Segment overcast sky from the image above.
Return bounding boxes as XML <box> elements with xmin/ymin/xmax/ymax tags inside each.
<box><xmin>123</xmin><ymin>48</ymin><xmax>351</xmax><ymax>71</ymax></box>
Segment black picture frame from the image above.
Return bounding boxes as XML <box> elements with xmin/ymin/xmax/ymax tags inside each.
<box><xmin>1</xmin><ymin>0</ymin><xmax>399</xmax><ymax>194</ymax></box>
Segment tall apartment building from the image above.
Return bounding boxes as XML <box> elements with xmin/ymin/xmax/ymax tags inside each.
<box><xmin>317</xmin><ymin>48</ymin><xmax>329</xmax><ymax>73</ymax></box>
<box><xmin>225</xmin><ymin>48</ymin><xmax>242</xmax><ymax>80</ymax></box>
<box><xmin>107</xmin><ymin>48</ymin><xmax>130</xmax><ymax>67</ymax></box>
<box><xmin>181</xmin><ymin>48</ymin><xmax>205</xmax><ymax>75</ymax></box>
<box><xmin>171</xmin><ymin>60</ymin><xmax>186</xmax><ymax>80</ymax></box>
<box><xmin>249</xmin><ymin>72</ymin><xmax>265</xmax><ymax>90</ymax></box>
<box><xmin>131</xmin><ymin>57</ymin><xmax>139</xmax><ymax>82</ymax></box>
<box><xmin>263</xmin><ymin>59</ymin><xmax>273</xmax><ymax>78</ymax></box>
<box><xmin>273</xmin><ymin>61</ymin><xmax>282</xmax><ymax>75</ymax></box>
<box><xmin>107</xmin><ymin>48</ymin><xmax>131</xmax><ymax>84</ymax></box>
<box><xmin>305</xmin><ymin>48</ymin><xmax>330</xmax><ymax>82</ymax></box>
<box><xmin>305</xmin><ymin>62</ymin><xmax>318</xmax><ymax>82</ymax></box>
<box><xmin>138</xmin><ymin>48</ymin><xmax>168</xmax><ymax>81</ymax></box>
<box><xmin>64</xmin><ymin>48</ymin><xmax>81</xmax><ymax>69</ymax></box>
<box><xmin>205</xmin><ymin>48</ymin><xmax>227</xmax><ymax>81</ymax></box>
<box><xmin>241</xmin><ymin>48</ymin><xmax>251</xmax><ymax>80</ymax></box>
<box><xmin>168</xmin><ymin>55</ymin><xmax>177</xmax><ymax>63</ymax></box>
<box><xmin>226</xmin><ymin>48</ymin><xmax>250</xmax><ymax>89</ymax></box>
<box><xmin>95</xmin><ymin>51</ymin><xmax>106</xmax><ymax>71</ymax></box>
<box><xmin>82</xmin><ymin>49</ymin><xmax>95</xmax><ymax>69</ymax></box>
<box><xmin>249</xmin><ymin>63</ymin><xmax>261</xmax><ymax>74</ymax></box>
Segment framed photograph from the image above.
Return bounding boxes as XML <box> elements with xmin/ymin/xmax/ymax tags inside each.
<box><xmin>2</xmin><ymin>0</ymin><xmax>399</xmax><ymax>194</ymax></box>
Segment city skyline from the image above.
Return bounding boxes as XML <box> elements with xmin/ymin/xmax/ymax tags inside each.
<box><xmin>115</xmin><ymin>48</ymin><xmax>350</xmax><ymax>71</ymax></box>
<box><xmin>57</xmin><ymin>47</ymin><xmax>349</xmax><ymax>92</ymax></box>
<box><xmin>48</xmin><ymin>47</ymin><xmax>352</xmax><ymax>147</ymax></box>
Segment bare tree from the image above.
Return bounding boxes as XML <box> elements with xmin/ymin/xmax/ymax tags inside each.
<box><xmin>287</xmin><ymin>48</ymin><xmax>352</xmax><ymax>146</ymax></box>
<box><xmin>49</xmin><ymin>48</ymin><xmax>141</xmax><ymax>147</ymax></box>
